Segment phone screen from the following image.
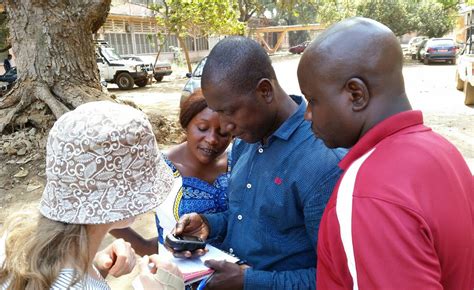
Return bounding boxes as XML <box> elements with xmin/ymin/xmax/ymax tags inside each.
<box><xmin>180</xmin><ymin>235</ymin><xmax>202</xmax><ymax>241</ymax></box>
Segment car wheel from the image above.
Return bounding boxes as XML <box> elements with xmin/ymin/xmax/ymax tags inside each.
<box><xmin>456</xmin><ymin>71</ymin><xmax>464</xmax><ymax>91</ymax></box>
<box><xmin>135</xmin><ymin>78</ymin><xmax>148</xmax><ymax>87</ymax></box>
<box><xmin>154</xmin><ymin>75</ymin><xmax>164</xmax><ymax>82</ymax></box>
<box><xmin>423</xmin><ymin>57</ymin><xmax>430</xmax><ymax>65</ymax></box>
<box><xmin>116</xmin><ymin>72</ymin><xmax>134</xmax><ymax>90</ymax></box>
<box><xmin>464</xmin><ymin>81</ymin><xmax>474</xmax><ymax>105</ymax></box>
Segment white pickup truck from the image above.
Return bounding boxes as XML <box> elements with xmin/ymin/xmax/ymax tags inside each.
<box><xmin>455</xmin><ymin>12</ymin><xmax>474</xmax><ymax>105</ymax></box>
<box><xmin>96</xmin><ymin>41</ymin><xmax>153</xmax><ymax>90</ymax></box>
<box><xmin>455</xmin><ymin>46</ymin><xmax>474</xmax><ymax>105</ymax></box>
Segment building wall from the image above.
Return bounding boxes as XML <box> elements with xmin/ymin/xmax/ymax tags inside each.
<box><xmin>98</xmin><ymin>9</ymin><xmax>213</xmax><ymax>63</ymax></box>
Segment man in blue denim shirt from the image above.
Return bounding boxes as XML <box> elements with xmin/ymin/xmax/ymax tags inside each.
<box><xmin>173</xmin><ymin>36</ymin><xmax>345</xmax><ymax>290</ymax></box>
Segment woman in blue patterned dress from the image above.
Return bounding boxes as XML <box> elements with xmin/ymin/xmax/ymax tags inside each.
<box><xmin>111</xmin><ymin>89</ymin><xmax>232</xmax><ymax>255</ymax></box>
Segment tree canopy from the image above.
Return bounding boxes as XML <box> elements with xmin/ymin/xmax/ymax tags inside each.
<box><xmin>316</xmin><ymin>0</ymin><xmax>460</xmax><ymax>37</ymax></box>
<box><xmin>150</xmin><ymin>0</ymin><xmax>244</xmax><ymax>71</ymax></box>
<box><xmin>231</xmin><ymin>0</ymin><xmax>463</xmax><ymax>40</ymax></box>
<box><xmin>237</xmin><ymin>0</ymin><xmax>464</xmax><ymax>38</ymax></box>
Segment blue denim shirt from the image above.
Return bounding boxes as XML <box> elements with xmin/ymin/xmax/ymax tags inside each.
<box><xmin>203</xmin><ymin>96</ymin><xmax>346</xmax><ymax>290</ymax></box>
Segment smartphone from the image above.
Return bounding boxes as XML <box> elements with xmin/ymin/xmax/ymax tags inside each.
<box><xmin>165</xmin><ymin>234</ymin><xmax>207</xmax><ymax>252</ymax></box>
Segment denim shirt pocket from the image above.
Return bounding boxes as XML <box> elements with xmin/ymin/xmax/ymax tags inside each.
<box><xmin>227</xmin><ymin>182</ymin><xmax>244</xmax><ymax>205</ymax></box>
<box><xmin>258</xmin><ymin>180</ymin><xmax>294</xmax><ymax>236</ymax></box>
<box><xmin>267</xmin><ymin>176</ymin><xmax>293</xmax><ymax>209</ymax></box>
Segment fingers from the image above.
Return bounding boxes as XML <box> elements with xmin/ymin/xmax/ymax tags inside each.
<box><xmin>134</xmin><ymin>255</ymin><xmax>165</xmax><ymax>290</ymax></box>
<box><xmin>171</xmin><ymin>250</ymin><xmax>192</xmax><ymax>258</ymax></box>
<box><xmin>194</xmin><ymin>248</ymin><xmax>208</xmax><ymax>257</ymax></box>
<box><xmin>170</xmin><ymin>248</ymin><xmax>207</xmax><ymax>259</ymax></box>
<box><xmin>138</xmin><ymin>255</ymin><xmax>152</xmax><ymax>273</ymax></box>
<box><xmin>198</xmin><ymin>232</ymin><xmax>209</xmax><ymax>241</ymax></box>
<box><xmin>148</xmin><ymin>255</ymin><xmax>183</xmax><ymax>278</ymax></box>
<box><xmin>108</xmin><ymin>239</ymin><xmax>136</xmax><ymax>277</ymax></box>
<box><xmin>204</xmin><ymin>259</ymin><xmax>226</xmax><ymax>270</ymax></box>
<box><xmin>162</xmin><ymin>243</ymin><xmax>191</xmax><ymax>258</ymax></box>
<box><xmin>173</xmin><ymin>213</ymin><xmax>209</xmax><ymax>240</ymax></box>
<box><xmin>174</xmin><ymin>214</ymin><xmax>191</xmax><ymax>235</ymax></box>
<box><xmin>94</xmin><ymin>252</ymin><xmax>113</xmax><ymax>270</ymax></box>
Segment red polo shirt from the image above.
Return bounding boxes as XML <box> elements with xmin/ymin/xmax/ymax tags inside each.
<box><xmin>317</xmin><ymin>110</ymin><xmax>474</xmax><ymax>289</ymax></box>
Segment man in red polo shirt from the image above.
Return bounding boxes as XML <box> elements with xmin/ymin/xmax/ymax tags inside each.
<box><xmin>298</xmin><ymin>17</ymin><xmax>473</xmax><ymax>289</ymax></box>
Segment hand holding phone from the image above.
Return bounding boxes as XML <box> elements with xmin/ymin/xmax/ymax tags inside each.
<box><xmin>165</xmin><ymin>234</ymin><xmax>207</xmax><ymax>253</ymax></box>
<box><xmin>174</xmin><ymin>213</ymin><xmax>210</xmax><ymax>241</ymax></box>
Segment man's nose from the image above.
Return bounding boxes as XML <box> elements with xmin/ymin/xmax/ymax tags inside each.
<box><xmin>219</xmin><ymin>120</ymin><xmax>235</xmax><ymax>134</ymax></box>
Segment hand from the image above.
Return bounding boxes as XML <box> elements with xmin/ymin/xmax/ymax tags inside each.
<box><xmin>203</xmin><ymin>259</ymin><xmax>246</xmax><ymax>290</ymax></box>
<box><xmin>109</xmin><ymin>227</ymin><xmax>158</xmax><ymax>256</ymax></box>
<box><xmin>134</xmin><ymin>255</ymin><xmax>184</xmax><ymax>290</ymax></box>
<box><xmin>174</xmin><ymin>213</ymin><xmax>209</xmax><ymax>240</ymax></box>
<box><xmin>167</xmin><ymin>213</ymin><xmax>209</xmax><ymax>258</ymax></box>
<box><xmin>94</xmin><ymin>238</ymin><xmax>136</xmax><ymax>278</ymax></box>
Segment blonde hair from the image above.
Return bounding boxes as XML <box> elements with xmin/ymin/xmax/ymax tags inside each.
<box><xmin>0</xmin><ymin>208</ymin><xmax>90</xmax><ymax>289</ymax></box>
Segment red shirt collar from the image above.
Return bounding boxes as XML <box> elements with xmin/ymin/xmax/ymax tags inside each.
<box><xmin>339</xmin><ymin>110</ymin><xmax>426</xmax><ymax>170</ymax></box>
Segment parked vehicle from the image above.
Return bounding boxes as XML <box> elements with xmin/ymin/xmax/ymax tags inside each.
<box><xmin>455</xmin><ymin>20</ymin><xmax>474</xmax><ymax>105</ymax></box>
<box><xmin>419</xmin><ymin>38</ymin><xmax>457</xmax><ymax>65</ymax></box>
<box><xmin>401</xmin><ymin>43</ymin><xmax>409</xmax><ymax>56</ymax></box>
<box><xmin>414</xmin><ymin>39</ymin><xmax>429</xmax><ymax>60</ymax></box>
<box><xmin>0</xmin><ymin>67</ymin><xmax>17</xmax><ymax>95</ymax></box>
<box><xmin>123</xmin><ymin>55</ymin><xmax>172</xmax><ymax>82</ymax></box>
<box><xmin>95</xmin><ymin>40</ymin><xmax>153</xmax><ymax>90</ymax></box>
<box><xmin>289</xmin><ymin>41</ymin><xmax>310</xmax><ymax>54</ymax></box>
<box><xmin>408</xmin><ymin>36</ymin><xmax>428</xmax><ymax>60</ymax></box>
<box><xmin>181</xmin><ymin>57</ymin><xmax>207</xmax><ymax>106</ymax></box>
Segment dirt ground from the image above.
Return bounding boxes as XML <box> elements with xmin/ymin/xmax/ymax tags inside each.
<box><xmin>0</xmin><ymin>54</ymin><xmax>473</xmax><ymax>289</ymax></box>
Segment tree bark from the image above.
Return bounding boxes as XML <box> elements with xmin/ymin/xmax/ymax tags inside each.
<box><xmin>0</xmin><ymin>0</ymin><xmax>113</xmax><ymax>133</ymax></box>
<box><xmin>178</xmin><ymin>36</ymin><xmax>192</xmax><ymax>73</ymax></box>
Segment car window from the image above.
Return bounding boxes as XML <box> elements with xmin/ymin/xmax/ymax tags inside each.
<box><xmin>420</xmin><ymin>39</ymin><xmax>428</xmax><ymax>49</ymax></box>
<box><xmin>409</xmin><ymin>37</ymin><xmax>426</xmax><ymax>45</ymax></box>
<box><xmin>428</xmin><ymin>39</ymin><xmax>455</xmax><ymax>46</ymax></box>
<box><xmin>193</xmin><ymin>58</ymin><xmax>207</xmax><ymax>77</ymax></box>
<box><xmin>101</xmin><ymin>47</ymin><xmax>122</xmax><ymax>61</ymax></box>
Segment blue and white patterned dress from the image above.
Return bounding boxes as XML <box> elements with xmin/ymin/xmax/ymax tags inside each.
<box><xmin>155</xmin><ymin>151</ymin><xmax>231</xmax><ymax>243</ymax></box>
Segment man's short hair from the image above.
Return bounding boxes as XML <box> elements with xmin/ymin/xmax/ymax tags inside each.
<box><xmin>202</xmin><ymin>36</ymin><xmax>277</xmax><ymax>95</ymax></box>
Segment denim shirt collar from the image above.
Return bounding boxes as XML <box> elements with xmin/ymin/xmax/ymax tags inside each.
<box><xmin>264</xmin><ymin>95</ymin><xmax>306</xmax><ymax>145</ymax></box>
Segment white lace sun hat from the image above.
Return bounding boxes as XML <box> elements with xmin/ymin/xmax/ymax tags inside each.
<box><xmin>40</xmin><ymin>101</ymin><xmax>175</xmax><ymax>224</ymax></box>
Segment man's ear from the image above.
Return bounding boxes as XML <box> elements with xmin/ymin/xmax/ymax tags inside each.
<box><xmin>344</xmin><ymin>78</ymin><xmax>369</xmax><ymax>112</ymax></box>
<box><xmin>256</xmin><ymin>78</ymin><xmax>273</xmax><ymax>103</ymax></box>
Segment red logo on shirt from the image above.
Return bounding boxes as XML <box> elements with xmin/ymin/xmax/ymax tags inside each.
<box><xmin>274</xmin><ymin>177</ymin><xmax>282</xmax><ymax>185</ymax></box>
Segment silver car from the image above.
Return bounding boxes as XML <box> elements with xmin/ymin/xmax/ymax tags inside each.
<box><xmin>408</xmin><ymin>36</ymin><xmax>428</xmax><ymax>60</ymax></box>
<box><xmin>181</xmin><ymin>57</ymin><xmax>207</xmax><ymax>106</ymax></box>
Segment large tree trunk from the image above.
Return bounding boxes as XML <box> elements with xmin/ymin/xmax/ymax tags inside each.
<box><xmin>0</xmin><ymin>0</ymin><xmax>113</xmax><ymax>133</ymax></box>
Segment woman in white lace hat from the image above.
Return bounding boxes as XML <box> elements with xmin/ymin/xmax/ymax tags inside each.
<box><xmin>0</xmin><ymin>101</ymin><xmax>183</xmax><ymax>289</ymax></box>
